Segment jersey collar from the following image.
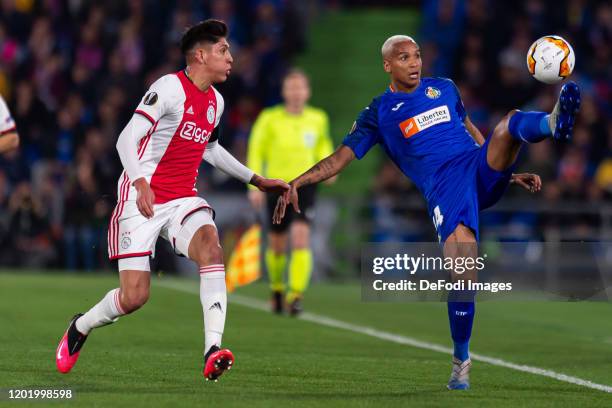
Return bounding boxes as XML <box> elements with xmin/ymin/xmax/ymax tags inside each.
<box><xmin>180</xmin><ymin>69</ymin><xmax>212</xmax><ymax>95</ymax></box>
<box><xmin>387</xmin><ymin>79</ymin><xmax>424</xmax><ymax>95</ymax></box>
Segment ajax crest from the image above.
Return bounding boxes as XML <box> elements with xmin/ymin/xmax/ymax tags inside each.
<box><xmin>121</xmin><ymin>236</ymin><xmax>132</xmax><ymax>250</ymax></box>
<box><xmin>207</xmin><ymin>105</ymin><xmax>215</xmax><ymax>124</ymax></box>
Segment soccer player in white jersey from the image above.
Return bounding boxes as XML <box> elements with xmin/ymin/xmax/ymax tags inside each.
<box><xmin>55</xmin><ymin>19</ymin><xmax>289</xmax><ymax>381</ymax></box>
<box><xmin>0</xmin><ymin>94</ymin><xmax>19</xmax><ymax>153</ymax></box>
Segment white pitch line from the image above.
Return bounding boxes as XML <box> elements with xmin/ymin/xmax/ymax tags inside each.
<box><xmin>156</xmin><ymin>279</ymin><xmax>612</xmax><ymax>394</ymax></box>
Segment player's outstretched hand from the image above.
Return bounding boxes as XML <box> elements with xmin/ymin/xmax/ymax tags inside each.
<box><xmin>134</xmin><ymin>178</ymin><xmax>155</xmax><ymax>218</ymax></box>
<box><xmin>251</xmin><ymin>175</ymin><xmax>290</xmax><ymax>194</ymax></box>
<box><xmin>273</xmin><ymin>183</ymin><xmax>300</xmax><ymax>224</ymax></box>
<box><xmin>510</xmin><ymin>173</ymin><xmax>542</xmax><ymax>193</ymax></box>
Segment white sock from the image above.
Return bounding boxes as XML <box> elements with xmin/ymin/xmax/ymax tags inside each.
<box><xmin>199</xmin><ymin>265</ymin><xmax>227</xmax><ymax>354</ymax></box>
<box><xmin>75</xmin><ymin>288</ymin><xmax>126</xmax><ymax>335</ymax></box>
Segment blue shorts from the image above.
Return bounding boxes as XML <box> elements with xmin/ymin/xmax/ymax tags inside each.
<box><xmin>426</xmin><ymin>137</ymin><xmax>515</xmax><ymax>243</ymax></box>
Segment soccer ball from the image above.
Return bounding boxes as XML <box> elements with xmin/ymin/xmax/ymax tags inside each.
<box><xmin>526</xmin><ymin>35</ymin><xmax>575</xmax><ymax>84</ymax></box>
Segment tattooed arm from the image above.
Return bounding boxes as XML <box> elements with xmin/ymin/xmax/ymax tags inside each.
<box><xmin>273</xmin><ymin>145</ymin><xmax>355</xmax><ymax>223</ymax></box>
<box><xmin>295</xmin><ymin>145</ymin><xmax>355</xmax><ymax>188</ymax></box>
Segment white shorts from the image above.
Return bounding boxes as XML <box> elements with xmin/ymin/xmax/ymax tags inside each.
<box><xmin>107</xmin><ymin>196</ymin><xmax>216</xmax><ymax>271</ymax></box>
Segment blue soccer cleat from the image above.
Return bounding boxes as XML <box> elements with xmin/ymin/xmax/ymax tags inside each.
<box><xmin>549</xmin><ymin>81</ymin><xmax>581</xmax><ymax>141</ymax></box>
<box><xmin>447</xmin><ymin>357</ymin><xmax>471</xmax><ymax>390</ymax></box>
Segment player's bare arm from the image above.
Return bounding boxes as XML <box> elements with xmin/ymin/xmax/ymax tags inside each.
<box><xmin>463</xmin><ymin>116</ymin><xmax>485</xmax><ymax>146</ymax></box>
<box><xmin>295</xmin><ymin>145</ymin><xmax>355</xmax><ymax>187</ymax></box>
<box><xmin>0</xmin><ymin>131</ymin><xmax>19</xmax><ymax>153</ymax></box>
<box><xmin>273</xmin><ymin>145</ymin><xmax>355</xmax><ymax>224</ymax></box>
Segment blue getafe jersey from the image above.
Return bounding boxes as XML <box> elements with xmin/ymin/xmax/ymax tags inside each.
<box><xmin>343</xmin><ymin>77</ymin><xmax>480</xmax><ymax>201</ymax></box>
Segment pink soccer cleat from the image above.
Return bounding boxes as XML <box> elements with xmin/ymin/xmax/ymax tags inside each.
<box><xmin>56</xmin><ymin>313</ymin><xmax>88</xmax><ymax>374</ymax></box>
<box><xmin>203</xmin><ymin>346</ymin><xmax>234</xmax><ymax>382</ymax></box>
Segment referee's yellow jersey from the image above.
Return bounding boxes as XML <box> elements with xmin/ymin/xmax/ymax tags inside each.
<box><xmin>247</xmin><ymin>105</ymin><xmax>334</xmax><ymax>187</ymax></box>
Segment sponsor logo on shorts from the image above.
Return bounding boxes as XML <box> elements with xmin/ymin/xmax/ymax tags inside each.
<box><xmin>399</xmin><ymin>105</ymin><xmax>451</xmax><ymax>138</ymax></box>
<box><xmin>179</xmin><ymin>121</ymin><xmax>211</xmax><ymax>143</ymax></box>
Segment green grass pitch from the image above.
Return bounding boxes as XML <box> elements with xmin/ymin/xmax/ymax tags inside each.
<box><xmin>1</xmin><ymin>272</ymin><xmax>611</xmax><ymax>407</ymax></box>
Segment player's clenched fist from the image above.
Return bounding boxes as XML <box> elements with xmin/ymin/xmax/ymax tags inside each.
<box><xmin>133</xmin><ymin>178</ymin><xmax>155</xmax><ymax>218</ymax></box>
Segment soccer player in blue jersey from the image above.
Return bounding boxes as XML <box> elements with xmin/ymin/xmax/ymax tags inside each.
<box><xmin>273</xmin><ymin>35</ymin><xmax>581</xmax><ymax>390</ymax></box>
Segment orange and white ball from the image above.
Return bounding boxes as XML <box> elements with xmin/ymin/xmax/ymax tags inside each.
<box><xmin>527</xmin><ymin>35</ymin><xmax>575</xmax><ymax>84</ymax></box>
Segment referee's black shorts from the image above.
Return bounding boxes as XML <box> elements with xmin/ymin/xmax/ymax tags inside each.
<box><xmin>266</xmin><ymin>184</ymin><xmax>317</xmax><ymax>233</ymax></box>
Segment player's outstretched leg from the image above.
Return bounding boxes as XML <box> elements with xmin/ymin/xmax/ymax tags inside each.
<box><xmin>444</xmin><ymin>224</ymin><xmax>477</xmax><ymax>390</ymax></box>
<box><xmin>486</xmin><ymin>81</ymin><xmax>581</xmax><ymax>172</ymax></box>
<box><xmin>189</xmin><ymin>224</ymin><xmax>234</xmax><ymax>381</ymax></box>
<box><xmin>56</xmin><ymin>269</ymin><xmax>149</xmax><ymax>373</ymax></box>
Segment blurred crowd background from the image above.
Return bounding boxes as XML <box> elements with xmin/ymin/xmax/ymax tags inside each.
<box><xmin>0</xmin><ymin>0</ymin><xmax>609</xmax><ymax>273</ymax></box>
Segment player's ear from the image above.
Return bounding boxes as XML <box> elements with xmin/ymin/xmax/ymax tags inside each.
<box><xmin>199</xmin><ymin>48</ymin><xmax>207</xmax><ymax>65</ymax></box>
<box><xmin>192</xmin><ymin>44</ymin><xmax>208</xmax><ymax>65</ymax></box>
<box><xmin>383</xmin><ymin>59</ymin><xmax>391</xmax><ymax>74</ymax></box>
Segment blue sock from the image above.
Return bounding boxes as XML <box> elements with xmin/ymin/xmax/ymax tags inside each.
<box><xmin>447</xmin><ymin>290</ymin><xmax>476</xmax><ymax>362</ymax></box>
<box><xmin>507</xmin><ymin>111</ymin><xmax>551</xmax><ymax>143</ymax></box>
